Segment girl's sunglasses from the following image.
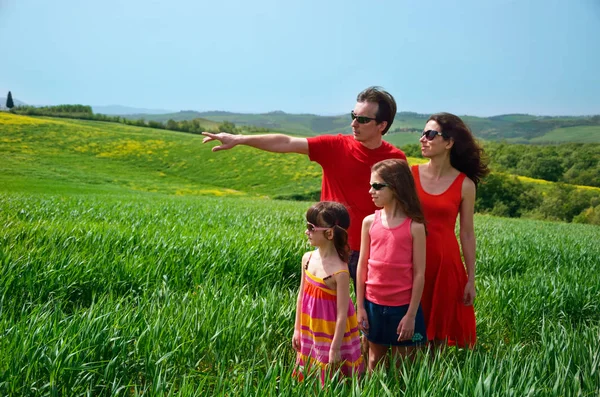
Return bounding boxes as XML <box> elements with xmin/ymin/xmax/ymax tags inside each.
<box><xmin>421</xmin><ymin>130</ymin><xmax>447</xmax><ymax>140</ymax></box>
<box><xmin>351</xmin><ymin>111</ymin><xmax>377</xmax><ymax>124</ymax></box>
<box><xmin>370</xmin><ymin>182</ymin><xmax>389</xmax><ymax>191</ymax></box>
<box><xmin>306</xmin><ymin>222</ymin><xmax>331</xmax><ymax>232</ymax></box>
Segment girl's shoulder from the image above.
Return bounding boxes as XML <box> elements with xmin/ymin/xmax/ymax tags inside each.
<box><xmin>329</xmin><ymin>262</ymin><xmax>350</xmax><ymax>283</ymax></box>
<box><xmin>301</xmin><ymin>251</ymin><xmax>314</xmax><ymax>267</ymax></box>
<box><xmin>410</xmin><ymin>220</ymin><xmax>426</xmax><ymax>236</ymax></box>
<box><xmin>362</xmin><ymin>213</ymin><xmax>376</xmax><ymax>225</ymax></box>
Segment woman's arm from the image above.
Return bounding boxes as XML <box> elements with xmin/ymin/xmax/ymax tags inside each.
<box><xmin>397</xmin><ymin>221</ymin><xmax>426</xmax><ymax>341</ymax></box>
<box><xmin>460</xmin><ymin>178</ymin><xmax>477</xmax><ymax>305</ymax></box>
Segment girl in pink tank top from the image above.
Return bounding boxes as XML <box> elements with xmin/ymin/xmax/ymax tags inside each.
<box><xmin>356</xmin><ymin>159</ymin><xmax>427</xmax><ymax>372</ymax></box>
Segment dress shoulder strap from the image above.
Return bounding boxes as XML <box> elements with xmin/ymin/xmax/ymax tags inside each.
<box><xmin>448</xmin><ymin>172</ymin><xmax>467</xmax><ymax>195</ymax></box>
<box><xmin>411</xmin><ymin>165</ymin><xmax>422</xmax><ymax>190</ymax></box>
<box><xmin>331</xmin><ymin>269</ymin><xmax>349</xmax><ymax>276</ymax></box>
<box><xmin>304</xmin><ymin>251</ymin><xmax>314</xmax><ymax>270</ymax></box>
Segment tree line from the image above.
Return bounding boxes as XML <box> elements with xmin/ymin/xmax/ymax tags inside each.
<box><xmin>403</xmin><ymin>143</ymin><xmax>600</xmax><ymax>225</ymax></box>
<box><xmin>403</xmin><ymin>142</ymin><xmax>600</xmax><ymax>188</ymax></box>
<box><xmin>10</xmin><ymin>105</ymin><xmax>239</xmax><ymax>135</ymax></box>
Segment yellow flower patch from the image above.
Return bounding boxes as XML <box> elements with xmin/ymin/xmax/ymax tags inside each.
<box><xmin>0</xmin><ymin>113</ymin><xmax>68</xmax><ymax>127</ymax></box>
<box><xmin>175</xmin><ymin>188</ymin><xmax>244</xmax><ymax>197</ymax></box>
<box><xmin>96</xmin><ymin>139</ymin><xmax>173</xmax><ymax>158</ymax></box>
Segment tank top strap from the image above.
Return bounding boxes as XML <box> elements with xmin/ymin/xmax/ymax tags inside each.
<box><xmin>370</xmin><ymin>210</ymin><xmax>381</xmax><ymax>232</ymax></box>
<box><xmin>448</xmin><ymin>172</ymin><xmax>467</xmax><ymax>195</ymax></box>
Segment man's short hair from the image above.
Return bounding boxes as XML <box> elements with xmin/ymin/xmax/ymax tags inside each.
<box><xmin>356</xmin><ymin>86</ymin><xmax>397</xmax><ymax>135</ymax></box>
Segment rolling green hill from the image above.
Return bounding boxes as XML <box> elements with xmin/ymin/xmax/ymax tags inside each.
<box><xmin>2</xmin><ymin>112</ymin><xmax>598</xmax><ymax>225</ymax></box>
<box><xmin>529</xmin><ymin>125</ymin><xmax>600</xmax><ymax>144</ymax></box>
<box><xmin>1</xmin><ymin>113</ymin><xmax>597</xmax><ymax>197</ymax></box>
<box><xmin>0</xmin><ymin>113</ymin><xmax>321</xmax><ymax>199</ymax></box>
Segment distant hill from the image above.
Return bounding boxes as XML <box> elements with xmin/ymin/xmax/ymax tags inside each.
<box><xmin>92</xmin><ymin>105</ymin><xmax>173</xmax><ymax>115</ymax></box>
<box><xmin>121</xmin><ymin>110</ymin><xmax>600</xmax><ymax>143</ymax></box>
<box><xmin>7</xmin><ymin>98</ymin><xmax>599</xmax><ymax>143</ymax></box>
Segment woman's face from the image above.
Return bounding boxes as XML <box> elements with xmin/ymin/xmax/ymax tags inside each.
<box><xmin>419</xmin><ymin>120</ymin><xmax>450</xmax><ymax>158</ymax></box>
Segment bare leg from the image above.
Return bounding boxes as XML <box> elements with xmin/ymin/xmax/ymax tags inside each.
<box><xmin>390</xmin><ymin>345</ymin><xmax>420</xmax><ymax>368</ymax></box>
<box><xmin>367</xmin><ymin>342</ymin><xmax>389</xmax><ymax>372</ymax></box>
<box><xmin>427</xmin><ymin>339</ymin><xmax>447</xmax><ymax>360</ymax></box>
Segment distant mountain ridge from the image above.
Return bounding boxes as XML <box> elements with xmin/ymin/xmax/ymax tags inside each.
<box><xmin>119</xmin><ymin>109</ymin><xmax>600</xmax><ymax>144</ymax></box>
<box><xmin>92</xmin><ymin>105</ymin><xmax>174</xmax><ymax>115</ymax></box>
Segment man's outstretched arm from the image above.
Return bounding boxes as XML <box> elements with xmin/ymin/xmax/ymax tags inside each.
<box><xmin>201</xmin><ymin>132</ymin><xmax>309</xmax><ymax>155</ymax></box>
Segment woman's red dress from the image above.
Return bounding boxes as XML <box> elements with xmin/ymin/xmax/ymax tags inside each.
<box><xmin>411</xmin><ymin>165</ymin><xmax>476</xmax><ymax>348</ymax></box>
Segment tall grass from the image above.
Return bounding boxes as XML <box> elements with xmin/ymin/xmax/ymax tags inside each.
<box><xmin>1</xmin><ymin>193</ymin><xmax>599</xmax><ymax>395</ymax></box>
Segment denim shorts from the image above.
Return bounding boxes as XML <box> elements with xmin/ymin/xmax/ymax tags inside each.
<box><xmin>364</xmin><ymin>299</ymin><xmax>426</xmax><ymax>346</ymax></box>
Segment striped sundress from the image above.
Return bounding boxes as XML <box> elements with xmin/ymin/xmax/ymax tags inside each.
<box><xmin>295</xmin><ymin>254</ymin><xmax>364</xmax><ymax>384</ymax></box>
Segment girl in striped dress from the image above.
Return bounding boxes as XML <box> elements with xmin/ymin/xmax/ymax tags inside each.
<box><xmin>292</xmin><ymin>201</ymin><xmax>365</xmax><ymax>385</ymax></box>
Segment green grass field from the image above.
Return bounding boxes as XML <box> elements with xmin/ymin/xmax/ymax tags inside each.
<box><xmin>1</xmin><ymin>113</ymin><xmax>599</xmax><ymax>395</ymax></box>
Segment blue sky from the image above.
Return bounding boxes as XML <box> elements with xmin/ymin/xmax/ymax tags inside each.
<box><xmin>1</xmin><ymin>0</ymin><xmax>599</xmax><ymax>116</ymax></box>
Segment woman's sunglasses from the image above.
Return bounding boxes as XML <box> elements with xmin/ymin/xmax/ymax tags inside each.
<box><xmin>351</xmin><ymin>111</ymin><xmax>377</xmax><ymax>124</ymax></box>
<box><xmin>370</xmin><ymin>182</ymin><xmax>389</xmax><ymax>191</ymax></box>
<box><xmin>306</xmin><ymin>222</ymin><xmax>331</xmax><ymax>232</ymax></box>
<box><xmin>421</xmin><ymin>130</ymin><xmax>447</xmax><ymax>140</ymax></box>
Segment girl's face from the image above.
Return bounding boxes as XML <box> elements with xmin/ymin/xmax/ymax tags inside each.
<box><xmin>420</xmin><ymin>120</ymin><xmax>452</xmax><ymax>158</ymax></box>
<box><xmin>305</xmin><ymin>220</ymin><xmax>333</xmax><ymax>247</ymax></box>
<box><xmin>369</xmin><ymin>171</ymin><xmax>394</xmax><ymax>208</ymax></box>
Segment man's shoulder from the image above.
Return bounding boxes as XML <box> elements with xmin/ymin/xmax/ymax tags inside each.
<box><xmin>307</xmin><ymin>134</ymin><xmax>351</xmax><ymax>163</ymax></box>
<box><xmin>308</xmin><ymin>133</ymin><xmax>348</xmax><ymax>146</ymax></box>
<box><xmin>377</xmin><ymin>140</ymin><xmax>406</xmax><ymax>159</ymax></box>
<box><xmin>307</xmin><ymin>134</ymin><xmax>353</xmax><ymax>149</ymax></box>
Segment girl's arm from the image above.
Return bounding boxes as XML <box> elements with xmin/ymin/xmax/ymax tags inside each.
<box><xmin>356</xmin><ymin>215</ymin><xmax>373</xmax><ymax>332</ymax></box>
<box><xmin>292</xmin><ymin>252</ymin><xmax>309</xmax><ymax>352</ymax></box>
<box><xmin>397</xmin><ymin>221</ymin><xmax>426</xmax><ymax>341</ymax></box>
<box><xmin>329</xmin><ymin>271</ymin><xmax>351</xmax><ymax>364</ymax></box>
<box><xmin>459</xmin><ymin>178</ymin><xmax>477</xmax><ymax>306</ymax></box>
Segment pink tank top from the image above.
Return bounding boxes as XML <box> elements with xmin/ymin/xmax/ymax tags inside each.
<box><xmin>365</xmin><ymin>210</ymin><xmax>414</xmax><ymax>306</ymax></box>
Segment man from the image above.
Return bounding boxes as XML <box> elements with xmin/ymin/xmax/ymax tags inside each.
<box><xmin>202</xmin><ymin>86</ymin><xmax>406</xmax><ymax>285</ymax></box>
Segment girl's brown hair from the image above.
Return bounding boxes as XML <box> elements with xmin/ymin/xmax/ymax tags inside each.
<box><xmin>428</xmin><ymin>112</ymin><xmax>490</xmax><ymax>186</ymax></box>
<box><xmin>372</xmin><ymin>159</ymin><xmax>426</xmax><ymax>225</ymax></box>
<box><xmin>306</xmin><ymin>201</ymin><xmax>350</xmax><ymax>263</ymax></box>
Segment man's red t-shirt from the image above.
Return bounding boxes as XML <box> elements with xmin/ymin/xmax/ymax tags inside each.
<box><xmin>307</xmin><ymin>134</ymin><xmax>406</xmax><ymax>251</ymax></box>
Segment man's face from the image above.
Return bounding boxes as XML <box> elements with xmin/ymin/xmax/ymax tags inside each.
<box><xmin>351</xmin><ymin>101</ymin><xmax>387</xmax><ymax>145</ymax></box>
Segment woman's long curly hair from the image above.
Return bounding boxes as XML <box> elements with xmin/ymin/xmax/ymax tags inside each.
<box><xmin>428</xmin><ymin>112</ymin><xmax>490</xmax><ymax>186</ymax></box>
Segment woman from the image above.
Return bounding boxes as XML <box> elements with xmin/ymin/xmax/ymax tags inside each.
<box><xmin>411</xmin><ymin>112</ymin><xmax>489</xmax><ymax>348</ymax></box>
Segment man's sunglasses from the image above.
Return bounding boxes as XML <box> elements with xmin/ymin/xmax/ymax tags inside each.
<box><xmin>370</xmin><ymin>182</ymin><xmax>389</xmax><ymax>191</ymax></box>
<box><xmin>421</xmin><ymin>130</ymin><xmax>447</xmax><ymax>140</ymax></box>
<box><xmin>306</xmin><ymin>222</ymin><xmax>331</xmax><ymax>232</ymax></box>
<box><xmin>351</xmin><ymin>111</ymin><xmax>377</xmax><ymax>124</ymax></box>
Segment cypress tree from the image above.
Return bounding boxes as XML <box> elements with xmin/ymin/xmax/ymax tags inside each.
<box><xmin>6</xmin><ymin>91</ymin><xmax>14</xmax><ymax>109</ymax></box>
